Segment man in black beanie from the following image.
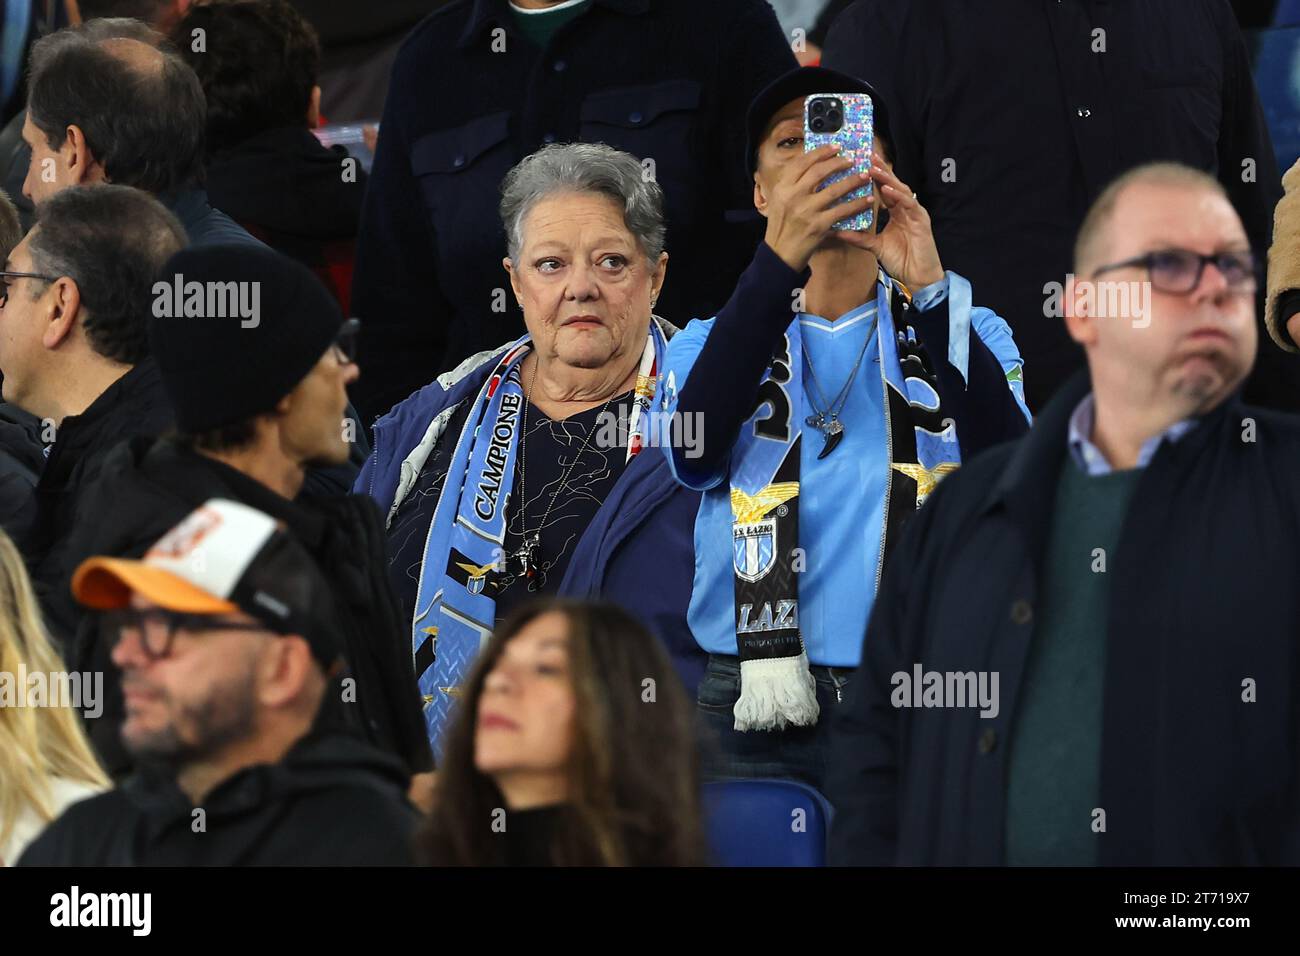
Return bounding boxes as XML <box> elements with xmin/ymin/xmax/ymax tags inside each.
<box><xmin>61</xmin><ymin>243</ymin><xmax>433</xmax><ymax>788</ymax></box>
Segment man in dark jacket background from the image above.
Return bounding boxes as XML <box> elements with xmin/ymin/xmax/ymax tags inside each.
<box><xmin>21</xmin><ymin>17</ymin><xmax>261</xmax><ymax>248</ymax></box>
<box><xmin>178</xmin><ymin>0</ymin><xmax>366</xmax><ymax>311</ymax></box>
<box><xmin>288</xmin><ymin>0</ymin><xmax>446</xmax><ymax>122</ymax></box>
<box><xmin>349</xmin><ymin>0</ymin><xmax>798</xmax><ymax>419</ymax></box>
<box><xmin>0</xmin><ymin>184</ymin><xmax>185</xmax><ymax>627</ymax></box>
<box><xmin>821</xmin><ymin>0</ymin><xmax>1296</xmax><ymax>413</ymax></box>
<box><xmin>18</xmin><ymin>498</ymin><xmax>417</xmax><ymax>866</ymax></box>
<box><xmin>59</xmin><ymin>244</ymin><xmax>432</xmax><ymax>782</ymax></box>
<box><xmin>828</xmin><ymin>162</ymin><xmax>1300</xmax><ymax>866</ymax></box>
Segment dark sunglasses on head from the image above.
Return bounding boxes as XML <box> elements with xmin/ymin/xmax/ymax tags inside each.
<box><xmin>1092</xmin><ymin>248</ymin><xmax>1258</xmax><ymax>295</ymax></box>
<box><xmin>332</xmin><ymin>317</ymin><xmax>361</xmax><ymax>365</ymax></box>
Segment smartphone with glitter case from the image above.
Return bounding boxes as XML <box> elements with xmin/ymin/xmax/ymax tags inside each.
<box><xmin>804</xmin><ymin>93</ymin><xmax>873</xmax><ymax>232</ymax></box>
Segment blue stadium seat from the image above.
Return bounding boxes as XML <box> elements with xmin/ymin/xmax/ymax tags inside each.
<box><xmin>1252</xmin><ymin>26</ymin><xmax>1300</xmax><ymax>173</ymax></box>
<box><xmin>705</xmin><ymin>778</ymin><xmax>833</xmax><ymax>867</ymax></box>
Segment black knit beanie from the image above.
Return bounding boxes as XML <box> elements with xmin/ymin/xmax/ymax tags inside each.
<box><xmin>148</xmin><ymin>244</ymin><xmax>344</xmax><ymax>432</ymax></box>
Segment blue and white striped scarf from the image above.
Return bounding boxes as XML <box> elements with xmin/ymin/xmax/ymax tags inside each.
<box><xmin>413</xmin><ymin>324</ymin><xmax>667</xmax><ymax>756</ymax></box>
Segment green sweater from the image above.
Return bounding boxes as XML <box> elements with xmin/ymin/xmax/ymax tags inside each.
<box><xmin>509</xmin><ymin>0</ymin><xmax>593</xmax><ymax>48</ymax></box>
<box><xmin>1004</xmin><ymin>457</ymin><xmax>1142</xmax><ymax>865</ymax></box>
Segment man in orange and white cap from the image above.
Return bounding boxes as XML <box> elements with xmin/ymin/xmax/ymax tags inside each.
<box><xmin>18</xmin><ymin>498</ymin><xmax>417</xmax><ymax>866</ymax></box>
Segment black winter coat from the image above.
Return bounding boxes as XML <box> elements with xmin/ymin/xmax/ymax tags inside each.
<box><xmin>205</xmin><ymin>126</ymin><xmax>366</xmax><ymax>311</ymax></box>
<box><xmin>0</xmin><ymin>402</ymin><xmax>44</xmax><ymax>541</ymax></box>
<box><xmin>57</xmin><ymin>436</ymin><xmax>432</xmax><ymax>779</ymax></box>
<box><xmin>24</xmin><ymin>361</ymin><xmax>366</xmax><ymax>648</ymax></box>
<box><xmin>24</xmin><ymin>361</ymin><xmax>173</xmax><ymax>632</ymax></box>
<box><xmin>827</xmin><ymin>373</ymin><xmax>1300</xmax><ymax>865</ymax></box>
<box><xmin>17</xmin><ymin>729</ymin><xmax>417</xmax><ymax>866</ymax></box>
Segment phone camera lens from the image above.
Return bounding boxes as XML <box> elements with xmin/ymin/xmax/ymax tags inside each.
<box><xmin>810</xmin><ymin>117</ymin><xmax>825</xmax><ymax>132</ymax></box>
<box><xmin>811</xmin><ymin>99</ymin><xmax>827</xmax><ymax>115</ymax></box>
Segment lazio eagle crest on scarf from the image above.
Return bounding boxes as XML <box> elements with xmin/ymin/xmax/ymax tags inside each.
<box><xmin>726</xmin><ymin>276</ymin><xmax>961</xmax><ymax>732</ymax></box>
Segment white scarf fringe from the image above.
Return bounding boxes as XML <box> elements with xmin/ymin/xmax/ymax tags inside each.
<box><xmin>733</xmin><ymin>651</ymin><xmax>820</xmax><ymax>731</ymax></box>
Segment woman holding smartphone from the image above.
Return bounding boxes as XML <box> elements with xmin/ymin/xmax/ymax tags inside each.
<box><xmin>659</xmin><ymin>66</ymin><xmax>1033</xmax><ymax>792</ymax></box>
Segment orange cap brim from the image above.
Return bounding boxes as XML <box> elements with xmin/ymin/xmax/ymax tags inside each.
<box><xmin>71</xmin><ymin>557</ymin><xmax>240</xmax><ymax>615</ymax></box>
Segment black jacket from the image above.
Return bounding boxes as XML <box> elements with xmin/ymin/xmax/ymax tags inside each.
<box><xmin>57</xmin><ymin>435</ymin><xmax>432</xmax><ymax>779</ymax></box>
<box><xmin>163</xmin><ymin>187</ymin><xmax>265</xmax><ymax>250</ymax></box>
<box><xmin>827</xmin><ymin>373</ymin><xmax>1300</xmax><ymax>865</ymax></box>
<box><xmin>17</xmin><ymin>729</ymin><xmax>417</xmax><ymax>866</ymax></box>
<box><xmin>24</xmin><ymin>360</ymin><xmax>173</xmax><ymax>634</ymax></box>
<box><xmin>822</xmin><ymin>0</ymin><xmax>1296</xmax><ymax>412</ymax></box>
<box><xmin>350</xmin><ymin>0</ymin><xmax>796</xmax><ymax>418</ymax></box>
<box><xmin>23</xmin><ymin>362</ymin><xmax>363</xmax><ymax>646</ymax></box>
<box><xmin>205</xmin><ymin>126</ymin><xmax>367</xmax><ymax>310</ymax></box>
<box><xmin>0</xmin><ymin>402</ymin><xmax>44</xmax><ymax>541</ymax></box>
<box><xmin>289</xmin><ymin>0</ymin><xmax>449</xmax><ymax>122</ymax></box>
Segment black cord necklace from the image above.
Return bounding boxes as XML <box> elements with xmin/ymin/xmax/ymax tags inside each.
<box><xmin>802</xmin><ymin>314</ymin><xmax>878</xmax><ymax>459</ymax></box>
<box><xmin>511</xmin><ymin>359</ymin><xmax>621</xmax><ymax>590</ymax></box>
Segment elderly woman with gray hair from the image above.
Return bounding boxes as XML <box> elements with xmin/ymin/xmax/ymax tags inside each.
<box><xmin>357</xmin><ymin>142</ymin><xmax>705</xmax><ymax>756</ymax></box>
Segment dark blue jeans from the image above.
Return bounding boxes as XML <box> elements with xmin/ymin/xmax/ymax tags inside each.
<box><xmin>696</xmin><ymin>653</ymin><xmax>855</xmax><ymax>793</ymax></box>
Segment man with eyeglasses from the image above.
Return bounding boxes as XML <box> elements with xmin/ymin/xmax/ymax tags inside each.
<box><xmin>0</xmin><ymin>184</ymin><xmax>185</xmax><ymax>627</ymax></box>
<box><xmin>827</xmin><ymin>162</ymin><xmax>1300</xmax><ymax>866</ymax></box>
<box><xmin>53</xmin><ymin>244</ymin><xmax>432</xmax><ymax>787</ymax></box>
<box><xmin>18</xmin><ymin>498</ymin><xmax>418</xmax><ymax>866</ymax></box>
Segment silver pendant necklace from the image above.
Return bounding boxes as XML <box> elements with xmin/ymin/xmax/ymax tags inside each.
<box><xmin>802</xmin><ymin>315</ymin><xmax>877</xmax><ymax>459</ymax></box>
<box><xmin>512</xmin><ymin>357</ymin><xmax>620</xmax><ymax>590</ymax></box>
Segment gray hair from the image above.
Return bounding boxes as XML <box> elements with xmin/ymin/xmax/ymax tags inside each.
<box><xmin>499</xmin><ymin>142</ymin><xmax>666</xmax><ymax>263</ymax></box>
<box><xmin>29</xmin><ymin>184</ymin><xmax>187</xmax><ymax>365</ymax></box>
<box><xmin>28</xmin><ymin>17</ymin><xmax>166</xmax><ymax>72</ymax></box>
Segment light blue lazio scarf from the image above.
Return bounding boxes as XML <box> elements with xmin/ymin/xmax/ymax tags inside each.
<box><xmin>727</xmin><ymin>275</ymin><xmax>964</xmax><ymax>731</ymax></box>
<box><xmin>413</xmin><ymin>324</ymin><xmax>667</xmax><ymax>757</ymax></box>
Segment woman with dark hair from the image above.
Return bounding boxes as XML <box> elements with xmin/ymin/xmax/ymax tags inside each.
<box><xmin>422</xmin><ymin>599</ymin><xmax>706</xmax><ymax>867</ymax></box>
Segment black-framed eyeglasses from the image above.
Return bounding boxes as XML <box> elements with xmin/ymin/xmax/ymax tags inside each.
<box><xmin>104</xmin><ymin>606</ymin><xmax>270</xmax><ymax>661</ymax></box>
<box><xmin>1091</xmin><ymin>248</ymin><xmax>1258</xmax><ymax>295</ymax></box>
<box><xmin>0</xmin><ymin>270</ymin><xmax>59</xmax><ymax>307</ymax></box>
<box><xmin>332</xmin><ymin>317</ymin><xmax>360</xmax><ymax>365</ymax></box>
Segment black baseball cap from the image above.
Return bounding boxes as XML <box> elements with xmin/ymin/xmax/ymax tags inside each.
<box><xmin>745</xmin><ymin>66</ymin><xmax>893</xmax><ymax>175</ymax></box>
